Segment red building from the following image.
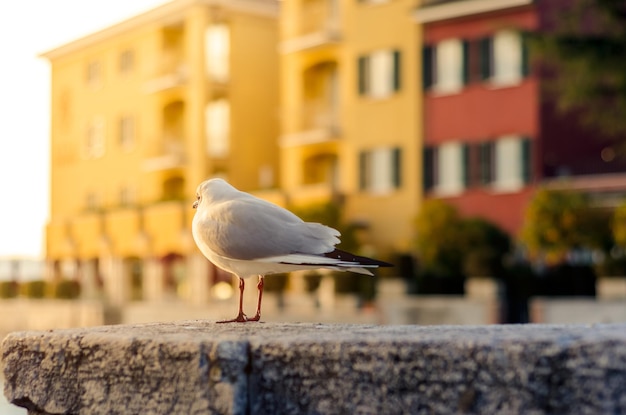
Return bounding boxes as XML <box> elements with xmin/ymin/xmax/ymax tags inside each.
<box><xmin>416</xmin><ymin>0</ymin><xmax>626</xmax><ymax>237</ymax></box>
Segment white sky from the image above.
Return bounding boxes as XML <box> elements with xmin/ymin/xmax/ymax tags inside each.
<box><xmin>0</xmin><ymin>0</ymin><xmax>170</xmax><ymax>259</ymax></box>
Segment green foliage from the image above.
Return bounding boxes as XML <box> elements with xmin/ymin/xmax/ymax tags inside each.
<box><xmin>52</xmin><ymin>279</ymin><xmax>81</xmax><ymax>299</ymax></box>
<box><xmin>414</xmin><ymin>199</ymin><xmax>464</xmax><ymax>276</ymax></box>
<box><xmin>521</xmin><ymin>188</ymin><xmax>609</xmax><ymax>259</ymax></box>
<box><xmin>20</xmin><ymin>280</ymin><xmax>47</xmax><ymax>299</ymax></box>
<box><xmin>529</xmin><ymin>0</ymin><xmax>626</xmax><ymax>138</ymax></box>
<box><xmin>613</xmin><ymin>201</ymin><xmax>626</xmax><ymax>247</ymax></box>
<box><xmin>461</xmin><ymin>218</ymin><xmax>511</xmax><ymax>277</ymax></box>
<box><xmin>263</xmin><ymin>273</ymin><xmax>289</xmax><ymax>293</ymax></box>
<box><xmin>414</xmin><ymin>200</ymin><xmax>510</xmax><ymax>278</ymax></box>
<box><xmin>0</xmin><ymin>281</ymin><xmax>19</xmax><ymax>299</ymax></box>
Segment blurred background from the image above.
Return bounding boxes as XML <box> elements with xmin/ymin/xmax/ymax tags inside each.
<box><xmin>2</xmin><ymin>0</ymin><xmax>626</xmax><ymax>340</ymax></box>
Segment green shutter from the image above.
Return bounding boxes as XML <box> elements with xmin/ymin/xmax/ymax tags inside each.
<box><xmin>521</xmin><ymin>137</ymin><xmax>532</xmax><ymax>184</ymax></box>
<box><xmin>359</xmin><ymin>151</ymin><xmax>368</xmax><ymax>190</ymax></box>
<box><xmin>462</xmin><ymin>40</ymin><xmax>470</xmax><ymax>85</ymax></box>
<box><xmin>479</xmin><ymin>37</ymin><xmax>493</xmax><ymax>81</ymax></box>
<box><xmin>393</xmin><ymin>50</ymin><xmax>401</xmax><ymax>91</ymax></box>
<box><xmin>358</xmin><ymin>56</ymin><xmax>368</xmax><ymax>95</ymax></box>
<box><xmin>462</xmin><ymin>143</ymin><xmax>470</xmax><ymax>189</ymax></box>
<box><xmin>423</xmin><ymin>147</ymin><xmax>436</xmax><ymax>191</ymax></box>
<box><xmin>479</xmin><ymin>141</ymin><xmax>494</xmax><ymax>185</ymax></box>
<box><xmin>422</xmin><ymin>45</ymin><xmax>435</xmax><ymax>90</ymax></box>
<box><xmin>392</xmin><ymin>147</ymin><xmax>402</xmax><ymax>188</ymax></box>
<box><xmin>521</xmin><ymin>31</ymin><xmax>530</xmax><ymax>77</ymax></box>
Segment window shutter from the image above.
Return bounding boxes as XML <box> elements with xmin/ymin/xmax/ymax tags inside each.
<box><xmin>479</xmin><ymin>37</ymin><xmax>493</xmax><ymax>81</ymax></box>
<box><xmin>521</xmin><ymin>32</ymin><xmax>530</xmax><ymax>77</ymax></box>
<box><xmin>359</xmin><ymin>151</ymin><xmax>368</xmax><ymax>190</ymax></box>
<box><xmin>479</xmin><ymin>141</ymin><xmax>494</xmax><ymax>185</ymax></box>
<box><xmin>423</xmin><ymin>147</ymin><xmax>436</xmax><ymax>191</ymax></box>
<box><xmin>462</xmin><ymin>143</ymin><xmax>470</xmax><ymax>188</ymax></box>
<box><xmin>358</xmin><ymin>56</ymin><xmax>369</xmax><ymax>95</ymax></box>
<box><xmin>422</xmin><ymin>45</ymin><xmax>435</xmax><ymax>90</ymax></box>
<box><xmin>521</xmin><ymin>137</ymin><xmax>532</xmax><ymax>184</ymax></box>
<box><xmin>462</xmin><ymin>40</ymin><xmax>470</xmax><ymax>85</ymax></box>
<box><xmin>393</xmin><ymin>50</ymin><xmax>401</xmax><ymax>91</ymax></box>
<box><xmin>392</xmin><ymin>147</ymin><xmax>402</xmax><ymax>188</ymax></box>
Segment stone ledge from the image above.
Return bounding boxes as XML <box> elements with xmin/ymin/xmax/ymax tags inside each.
<box><xmin>3</xmin><ymin>322</ymin><xmax>626</xmax><ymax>415</ymax></box>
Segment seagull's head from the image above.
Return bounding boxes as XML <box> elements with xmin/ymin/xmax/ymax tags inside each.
<box><xmin>193</xmin><ymin>178</ymin><xmax>234</xmax><ymax>209</ymax></box>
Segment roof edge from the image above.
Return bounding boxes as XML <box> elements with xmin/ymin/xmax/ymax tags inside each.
<box><xmin>413</xmin><ymin>0</ymin><xmax>533</xmax><ymax>24</ymax></box>
<box><xmin>39</xmin><ymin>0</ymin><xmax>278</xmax><ymax>61</ymax></box>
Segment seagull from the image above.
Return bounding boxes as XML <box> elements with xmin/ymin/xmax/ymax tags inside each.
<box><xmin>191</xmin><ymin>178</ymin><xmax>392</xmax><ymax>323</ymax></box>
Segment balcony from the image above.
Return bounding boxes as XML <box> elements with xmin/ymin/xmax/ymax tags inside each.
<box><xmin>144</xmin><ymin>52</ymin><xmax>188</xmax><ymax>93</ymax></box>
<box><xmin>289</xmin><ymin>182</ymin><xmax>338</xmax><ymax>207</ymax></box>
<box><xmin>280</xmin><ymin>0</ymin><xmax>341</xmax><ymax>53</ymax></box>
<box><xmin>142</xmin><ymin>139</ymin><xmax>186</xmax><ymax>172</ymax></box>
<box><xmin>281</xmin><ymin>101</ymin><xmax>340</xmax><ymax>147</ymax></box>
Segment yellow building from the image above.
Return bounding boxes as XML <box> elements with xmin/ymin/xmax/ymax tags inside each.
<box><xmin>42</xmin><ymin>0</ymin><xmax>279</xmax><ymax>304</ymax></box>
<box><xmin>278</xmin><ymin>0</ymin><xmax>422</xmax><ymax>256</ymax></box>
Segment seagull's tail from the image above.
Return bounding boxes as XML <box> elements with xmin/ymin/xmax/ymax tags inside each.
<box><xmin>261</xmin><ymin>249</ymin><xmax>392</xmax><ymax>277</ymax></box>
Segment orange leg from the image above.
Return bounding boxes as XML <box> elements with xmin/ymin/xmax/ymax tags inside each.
<box><xmin>247</xmin><ymin>276</ymin><xmax>264</xmax><ymax>322</ymax></box>
<box><xmin>217</xmin><ymin>277</ymin><xmax>248</xmax><ymax>323</ymax></box>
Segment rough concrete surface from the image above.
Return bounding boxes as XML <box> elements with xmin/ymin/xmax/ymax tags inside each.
<box><xmin>2</xmin><ymin>322</ymin><xmax>626</xmax><ymax>415</ymax></box>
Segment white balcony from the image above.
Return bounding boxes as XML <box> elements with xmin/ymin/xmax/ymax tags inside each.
<box><xmin>142</xmin><ymin>139</ymin><xmax>186</xmax><ymax>172</ymax></box>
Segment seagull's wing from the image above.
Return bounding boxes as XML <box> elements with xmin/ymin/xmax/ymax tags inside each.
<box><xmin>198</xmin><ymin>194</ymin><xmax>340</xmax><ymax>261</ymax></box>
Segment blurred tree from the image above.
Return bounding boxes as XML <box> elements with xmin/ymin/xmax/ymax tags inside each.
<box><xmin>460</xmin><ymin>218</ymin><xmax>511</xmax><ymax>277</ymax></box>
<box><xmin>521</xmin><ymin>188</ymin><xmax>608</xmax><ymax>260</ymax></box>
<box><xmin>531</xmin><ymin>0</ymin><xmax>626</xmax><ymax>139</ymax></box>
<box><xmin>414</xmin><ymin>199</ymin><xmax>464</xmax><ymax>277</ymax></box>
<box><xmin>613</xmin><ymin>200</ymin><xmax>626</xmax><ymax>247</ymax></box>
<box><xmin>20</xmin><ymin>280</ymin><xmax>46</xmax><ymax>299</ymax></box>
<box><xmin>415</xmin><ymin>200</ymin><xmax>511</xmax><ymax>278</ymax></box>
<box><xmin>0</xmin><ymin>281</ymin><xmax>18</xmax><ymax>298</ymax></box>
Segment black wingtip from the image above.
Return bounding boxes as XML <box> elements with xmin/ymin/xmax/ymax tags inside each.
<box><xmin>324</xmin><ymin>249</ymin><xmax>393</xmax><ymax>268</ymax></box>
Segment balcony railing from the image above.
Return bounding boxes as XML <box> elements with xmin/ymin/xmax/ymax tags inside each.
<box><xmin>142</xmin><ymin>138</ymin><xmax>186</xmax><ymax>171</ymax></box>
<box><xmin>144</xmin><ymin>52</ymin><xmax>188</xmax><ymax>93</ymax></box>
<box><xmin>280</xmin><ymin>0</ymin><xmax>341</xmax><ymax>53</ymax></box>
<box><xmin>281</xmin><ymin>101</ymin><xmax>341</xmax><ymax>147</ymax></box>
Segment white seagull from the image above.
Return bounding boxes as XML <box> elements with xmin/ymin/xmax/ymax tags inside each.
<box><xmin>191</xmin><ymin>178</ymin><xmax>392</xmax><ymax>323</ymax></box>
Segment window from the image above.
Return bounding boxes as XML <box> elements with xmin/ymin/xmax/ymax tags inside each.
<box><xmin>119</xmin><ymin>186</ymin><xmax>135</xmax><ymax>207</ymax></box>
<box><xmin>205</xmin><ymin>24</ymin><xmax>230</xmax><ymax>82</ymax></box>
<box><xmin>480</xmin><ymin>30</ymin><xmax>528</xmax><ymax>86</ymax></box>
<box><xmin>423</xmin><ymin>39</ymin><xmax>468</xmax><ymax>94</ymax></box>
<box><xmin>493</xmin><ymin>135</ymin><xmax>531</xmax><ymax>191</ymax></box>
<box><xmin>119</xmin><ymin>115</ymin><xmax>135</xmax><ymax>150</ymax></box>
<box><xmin>425</xmin><ymin>137</ymin><xmax>532</xmax><ymax>195</ymax></box>
<box><xmin>205</xmin><ymin>99</ymin><xmax>230</xmax><ymax>157</ymax></box>
<box><xmin>359</xmin><ymin>147</ymin><xmax>401</xmax><ymax>194</ymax></box>
<box><xmin>477</xmin><ymin>141</ymin><xmax>495</xmax><ymax>185</ymax></box>
<box><xmin>85</xmin><ymin>192</ymin><xmax>101</xmax><ymax>211</ymax></box>
<box><xmin>83</xmin><ymin>117</ymin><xmax>105</xmax><ymax>159</ymax></box>
<box><xmin>119</xmin><ymin>49</ymin><xmax>135</xmax><ymax>74</ymax></box>
<box><xmin>438</xmin><ymin>142</ymin><xmax>468</xmax><ymax>195</ymax></box>
<box><xmin>423</xmin><ymin>142</ymin><xmax>469</xmax><ymax>195</ymax></box>
<box><xmin>358</xmin><ymin>49</ymin><xmax>401</xmax><ymax>98</ymax></box>
<box><xmin>259</xmin><ymin>165</ymin><xmax>274</xmax><ymax>189</ymax></box>
<box><xmin>86</xmin><ymin>60</ymin><xmax>102</xmax><ymax>86</ymax></box>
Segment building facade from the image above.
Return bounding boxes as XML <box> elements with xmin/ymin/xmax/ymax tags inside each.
<box><xmin>42</xmin><ymin>0</ymin><xmax>279</xmax><ymax>305</ymax></box>
<box><xmin>415</xmin><ymin>0</ymin><xmax>626</xmax><ymax>237</ymax></box>
<box><xmin>279</xmin><ymin>0</ymin><xmax>422</xmax><ymax>254</ymax></box>
<box><xmin>416</xmin><ymin>0</ymin><xmax>538</xmax><ymax>236</ymax></box>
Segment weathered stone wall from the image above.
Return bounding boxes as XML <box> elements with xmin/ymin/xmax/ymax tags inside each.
<box><xmin>3</xmin><ymin>322</ymin><xmax>626</xmax><ymax>414</ymax></box>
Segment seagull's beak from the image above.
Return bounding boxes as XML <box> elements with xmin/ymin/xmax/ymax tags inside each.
<box><xmin>192</xmin><ymin>201</ymin><xmax>198</xmax><ymax>209</ymax></box>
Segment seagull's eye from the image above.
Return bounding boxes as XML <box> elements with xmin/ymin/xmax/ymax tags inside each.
<box><xmin>196</xmin><ymin>193</ymin><xmax>201</xmax><ymax>201</ymax></box>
